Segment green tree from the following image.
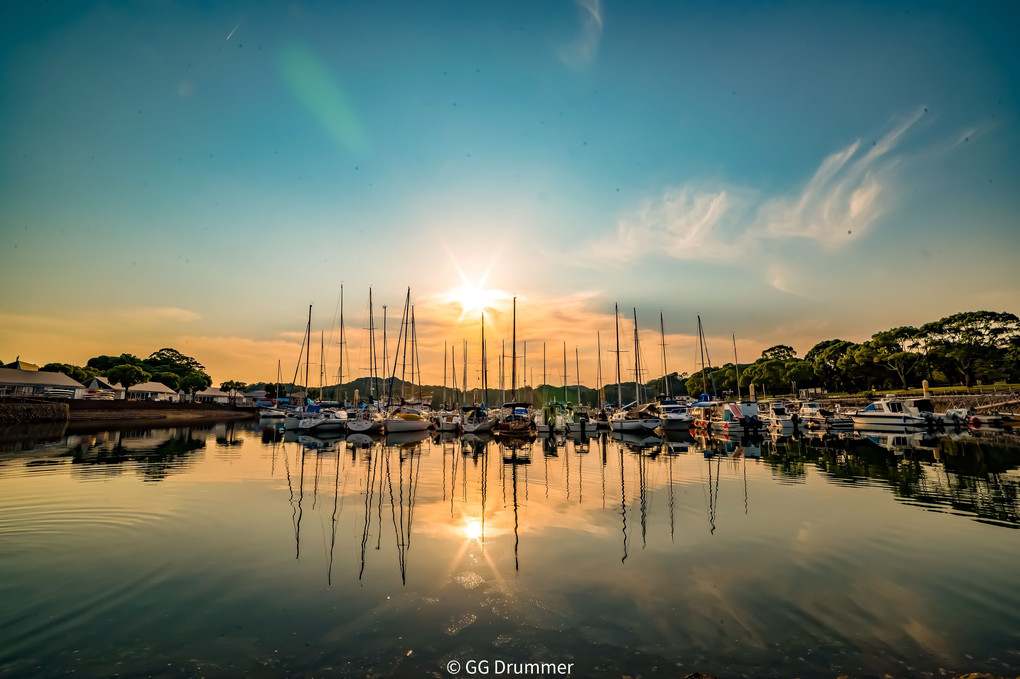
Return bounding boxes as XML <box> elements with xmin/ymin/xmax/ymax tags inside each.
<box><xmin>220</xmin><ymin>380</ymin><xmax>247</xmax><ymax>393</ymax></box>
<box><xmin>106</xmin><ymin>364</ymin><xmax>152</xmax><ymax>399</ymax></box>
<box><xmin>41</xmin><ymin>363</ymin><xmax>94</xmax><ymax>383</ymax></box>
<box><xmin>761</xmin><ymin>344</ymin><xmax>796</xmax><ymax>361</ymax></box>
<box><xmin>869</xmin><ymin>327</ymin><xmax>921</xmax><ymax>389</ymax></box>
<box><xmin>919</xmin><ymin>311</ymin><xmax>1020</xmax><ymax>386</ymax></box>
<box><xmin>179</xmin><ymin>371</ymin><xmax>213</xmax><ymax>399</ymax></box>
<box><xmin>145</xmin><ymin>348</ymin><xmax>204</xmax><ymax>375</ymax></box>
<box><xmin>151</xmin><ymin>372</ymin><xmax>180</xmax><ymax>391</ymax></box>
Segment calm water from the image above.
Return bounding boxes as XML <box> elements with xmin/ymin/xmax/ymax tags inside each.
<box><xmin>1</xmin><ymin>421</ymin><xmax>1019</xmax><ymax>678</ymax></box>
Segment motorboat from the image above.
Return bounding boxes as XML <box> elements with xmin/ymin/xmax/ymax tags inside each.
<box><xmin>796</xmin><ymin>400</ymin><xmax>853</xmax><ymax>428</ymax></box>
<box><xmin>757</xmin><ymin>400</ymin><xmax>795</xmax><ymax>430</ymax></box>
<box><xmin>850</xmin><ymin>398</ymin><xmax>928</xmax><ymax>427</ymax></box>
<box><xmin>536</xmin><ymin>401</ymin><xmax>569</xmax><ymax>434</ymax></box>
<box><xmin>609</xmin><ymin>403</ymin><xmax>661</xmax><ymax>432</ymax></box>
<box><xmin>657</xmin><ymin>398</ymin><xmax>693</xmax><ymax>430</ymax></box>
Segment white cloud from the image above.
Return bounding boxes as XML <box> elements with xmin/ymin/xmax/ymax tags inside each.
<box><xmin>559</xmin><ymin>0</ymin><xmax>603</xmax><ymax>68</ymax></box>
<box><xmin>586</xmin><ymin>186</ymin><xmax>751</xmax><ymax>264</ymax></box>
<box><xmin>756</xmin><ymin>107</ymin><xmax>925</xmax><ymax>245</ymax></box>
<box><xmin>588</xmin><ymin>109</ymin><xmax>932</xmax><ymax>264</ymax></box>
<box><xmin>128</xmin><ymin>306</ymin><xmax>202</xmax><ymax>323</ymax></box>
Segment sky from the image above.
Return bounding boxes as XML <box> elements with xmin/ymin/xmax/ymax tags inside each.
<box><xmin>1</xmin><ymin>0</ymin><xmax>1018</xmax><ymax>387</ymax></box>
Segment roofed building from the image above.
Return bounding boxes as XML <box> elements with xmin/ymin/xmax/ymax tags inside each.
<box><xmin>126</xmin><ymin>381</ymin><xmax>178</xmax><ymax>402</ymax></box>
<box><xmin>0</xmin><ymin>368</ymin><xmax>85</xmax><ymax>399</ymax></box>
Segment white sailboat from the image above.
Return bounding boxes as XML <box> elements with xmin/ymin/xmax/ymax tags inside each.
<box><xmin>384</xmin><ymin>288</ymin><xmax>430</xmax><ymax>433</ymax></box>
<box><xmin>610</xmin><ymin>308</ymin><xmax>661</xmax><ymax>432</ymax></box>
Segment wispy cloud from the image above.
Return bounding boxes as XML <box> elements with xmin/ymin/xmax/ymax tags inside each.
<box><xmin>756</xmin><ymin>107</ymin><xmax>925</xmax><ymax>245</ymax></box>
<box><xmin>127</xmin><ymin>306</ymin><xmax>202</xmax><ymax>323</ymax></box>
<box><xmin>585</xmin><ymin>186</ymin><xmax>751</xmax><ymax>265</ymax></box>
<box><xmin>559</xmin><ymin>0</ymin><xmax>603</xmax><ymax>68</ymax></box>
<box><xmin>587</xmin><ymin>109</ymin><xmax>935</xmax><ymax>263</ymax></box>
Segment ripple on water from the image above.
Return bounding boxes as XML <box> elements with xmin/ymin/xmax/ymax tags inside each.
<box><xmin>454</xmin><ymin>571</ymin><xmax>484</xmax><ymax>589</ymax></box>
<box><xmin>444</xmin><ymin>613</ymin><xmax>477</xmax><ymax>636</ymax></box>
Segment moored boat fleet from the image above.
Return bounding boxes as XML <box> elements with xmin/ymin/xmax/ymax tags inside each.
<box><xmin>258</xmin><ymin>289</ymin><xmax>1017</xmax><ymax>441</ymax></box>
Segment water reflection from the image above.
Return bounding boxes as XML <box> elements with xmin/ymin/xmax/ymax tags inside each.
<box><xmin>2</xmin><ymin>420</ymin><xmax>1020</xmax><ymax>678</ymax></box>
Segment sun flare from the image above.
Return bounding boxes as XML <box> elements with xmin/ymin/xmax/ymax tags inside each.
<box><xmin>464</xmin><ymin>519</ymin><xmax>483</xmax><ymax>541</ymax></box>
<box><xmin>447</xmin><ymin>284</ymin><xmax>504</xmax><ymax>318</ymax></box>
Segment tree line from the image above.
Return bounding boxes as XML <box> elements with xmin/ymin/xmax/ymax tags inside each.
<box><xmin>683</xmin><ymin>310</ymin><xmax>1020</xmax><ymax>398</ymax></box>
<box><xmin>41</xmin><ymin>348</ymin><xmax>214</xmax><ymax>399</ymax></box>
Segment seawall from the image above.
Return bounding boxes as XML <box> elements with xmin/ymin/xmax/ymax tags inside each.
<box><xmin>0</xmin><ymin>402</ymin><xmax>70</xmax><ymax>425</ymax></box>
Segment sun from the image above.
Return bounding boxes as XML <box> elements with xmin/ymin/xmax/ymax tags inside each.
<box><xmin>447</xmin><ymin>283</ymin><xmax>504</xmax><ymax>318</ymax></box>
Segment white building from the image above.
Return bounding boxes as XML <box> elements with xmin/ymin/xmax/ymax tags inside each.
<box><xmin>126</xmin><ymin>381</ymin><xmax>179</xmax><ymax>402</ymax></box>
<box><xmin>0</xmin><ymin>368</ymin><xmax>86</xmax><ymax>399</ymax></box>
<box><xmin>195</xmin><ymin>387</ymin><xmax>230</xmax><ymax>405</ymax></box>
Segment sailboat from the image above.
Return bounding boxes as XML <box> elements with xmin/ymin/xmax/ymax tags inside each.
<box><xmin>259</xmin><ymin>359</ymin><xmax>287</xmax><ymax>418</ymax></box>
<box><xmin>384</xmin><ymin>288</ymin><xmax>431</xmax><ymax>433</ymax></box>
<box><xmin>494</xmin><ymin>297</ymin><xmax>534</xmax><ymax>437</ymax></box>
<box><xmin>463</xmin><ymin>313</ymin><xmax>494</xmax><ymax>433</ymax></box>
<box><xmin>434</xmin><ymin>342</ymin><xmax>463</xmax><ymax>432</ymax></box>
<box><xmin>348</xmin><ymin>288</ymin><xmax>385</xmax><ymax>434</ymax></box>
<box><xmin>609</xmin><ymin>308</ymin><xmax>661</xmax><ymax>432</ymax></box>
<box><xmin>656</xmin><ymin>312</ymin><xmax>692</xmax><ymax>431</ymax></box>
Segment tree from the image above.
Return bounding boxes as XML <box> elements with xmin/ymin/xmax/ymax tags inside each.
<box><xmin>152</xmin><ymin>372</ymin><xmax>180</xmax><ymax>391</ymax></box>
<box><xmin>179</xmin><ymin>371</ymin><xmax>213</xmax><ymax>399</ymax></box>
<box><xmin>761</xmin><ymin>344</ymin><xmax>796</xmax><ymax>361</ymax></box>
<box><xmin>220</xmin><ymin>380</ymin><xmax>247</xmax><ymax>393</ymax></box>
<box><xmin>41</xmin><ymin>363</ymin><xmax>94</xmax><ymax>383</ymax></box>
<box><xmin>145</xmin><ymin>348</ymin><xmax>204</xmax><ymax>374</ymax></box>
<box><xmin>869</xmin><ymin>327</ymin><xmax>921</xmax><ymax>389</ymax></box>
<box><xmin>919</xmin><ymin>311</ymin><xmax>1020</xmax><ymax>386</ymax></box>
<box><xmin>106</xmin><ymin>364</ymin><xmax>152</xmax><ymax>399</ymax></box>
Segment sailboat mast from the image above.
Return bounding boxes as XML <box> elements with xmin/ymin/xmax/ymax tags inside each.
<box><xmin>320</xmin><ymin>331</ymin><xmax>324</xmax><ymax>396</ymax></box>
<box><xmin>304</xmin><ymin>304</ymin><xmax>312</xmax><ymax>406</ymax></box>
<box><xmin>660</xmin><ymin>311</ymin><xmax>669</xmax><ymax>399</ymax></box>
<box><xmin>542</xmin><ymin>342</ymin><xmax>546</xmax><ymax>404</ymax></box>
<box><xmin>698</xmin><ymin>315</ymin><xmax>708</xmax><ymax>395</ymax></box>
<box><xmin>632</xmin><ymin>308</ymin><xmax>640</xmax><ymax>404</ymax></box>
<box><xmin>338</xmin><ymin>284</ymin><xmax>345</xmax><ymax>402</ymax></box>
<box><xmin>575</xmin><ymin>347</ymin><xmax>581</xmax><ymax>406</ymax></box>
<box><xmin>452</xmin><ymin>344</ymin><xmax>457</xmax><ymax>405</ymax></box>
<box><xmin>382</xmin><ymin>304</ymin><xmax>387</xmax><ymax>399</ymax></box>
<box><xmin>443</xmin><ymin>340</ymin><xmax>447</xmax><ymax>406</ymax></box>
<box><xmin>368</xmin><ymin>289</ymin><xmax>375</xmax><ymax>400</ymax></box>
<box><xmin>732</xmin><ymin>333</ymin><xmax>742</xmax><ymax>401</ymax></box>
<box><xmin>481</xmin><ymin>313</ymin><xmax>488</xmax><ymax>405</ymax></box>
<box><xmin>386</xmin><ymin>288</ymin><xmax>410</xmax><ymax>408</ymax></box>
<box><xmin>511</xmin><ymin>297</ymin><xmax>517</xmax><ymax>401</ymax></box>
<box><xmin>596</xmin><ymin>332</ymin><xmax>603</xmax><ymax>409</ymax></box>
<box><xmin>615</xmin><ymin>304</ymin><xmax>622</xmax><ymax>408</ymax></box>
<box><xmin>562</xmin><ymin>342</ymin><xmax>567</xmax><ymax>404</ymax></box>
<box><xmin>411</xmin><ymin>306</ymin><xmax>421</xmax><ymax>403</ymax></box>
<box><xmin>462</xmin><ymin>339</ymin><xmax>467</xmax><ymax>406</ymax></box>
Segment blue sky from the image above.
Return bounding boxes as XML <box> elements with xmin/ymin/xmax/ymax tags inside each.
<box><xmin>1</xmin><ymin>0</ymin><xmax>1018</xmax><ymax>382</ymax></box>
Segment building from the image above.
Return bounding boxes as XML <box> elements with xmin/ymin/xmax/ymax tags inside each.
<box><xmin>195</xmin><ymin>387</ymin><xmax>230</xmax><ymax>405</ymax></box>
<box><xmin>126</xmin><ymin>381</ymin><xmax>178</xmax><ymax>402</ymax></box>
<box><xmin>3</xmin><ymin>358</ymin><xmax>39</xmax><ymax>371</ymax></box>
<box><xmin>83</xmin><ymin>376</ymin><xmax>125</xmax><ymax>400</ymax></box>
<box><xmin>0</xmin><ymin>368</ymin><xmax>85</xmax><ymax>399</ymax></box>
